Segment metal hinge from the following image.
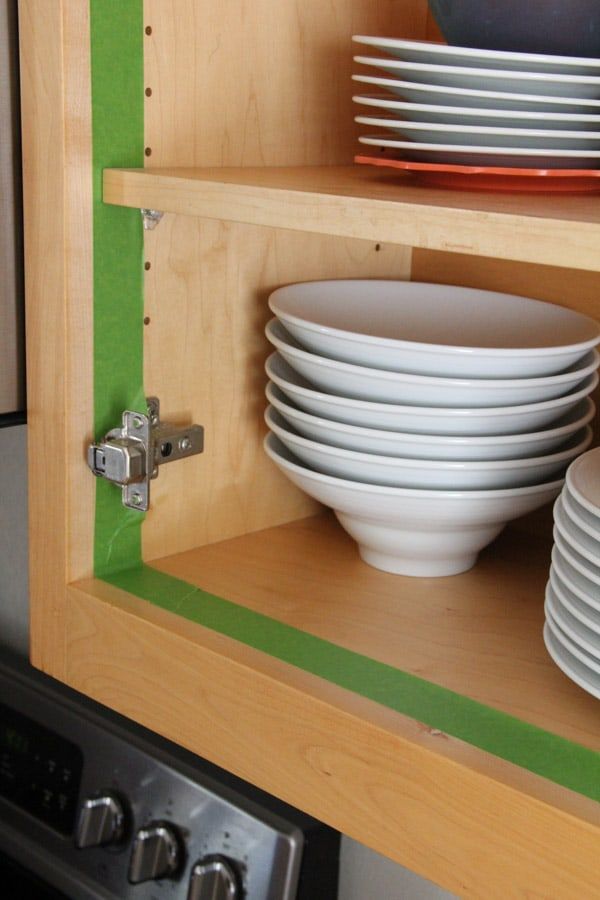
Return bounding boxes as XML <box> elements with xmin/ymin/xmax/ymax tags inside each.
<box><xmin>87</xmin><ymin>397</ymin><xmax>203</xmax><ymax>511</ymax></box>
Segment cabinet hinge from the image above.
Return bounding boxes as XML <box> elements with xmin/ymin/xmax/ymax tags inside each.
<box><xmin>87</xmin><ymin>397</ymin><xmax>203</xmax><ymax>511</ymax></box>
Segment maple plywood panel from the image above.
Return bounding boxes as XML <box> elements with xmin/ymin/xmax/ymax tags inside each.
<box><xmin>143</xmin><ymin>0</ymin><xmax>429</xmax><ymax>167</ymax></box>
<box><xmin>142</xmin><ymin>218</ymin><xmax>411</xmax><ymax>559</ymax></box>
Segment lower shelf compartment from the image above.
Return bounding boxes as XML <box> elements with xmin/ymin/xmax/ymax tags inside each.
<box><xmin>67</xmin><ymin>512</ymin><xmax>600</xmax><ymax>896</ymax></box>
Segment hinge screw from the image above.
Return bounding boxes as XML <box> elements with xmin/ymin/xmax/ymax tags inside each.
<box><xmin>131</xmin><ymin>492</ymin><xmax>143</xmax><ymax>507</ymax></box>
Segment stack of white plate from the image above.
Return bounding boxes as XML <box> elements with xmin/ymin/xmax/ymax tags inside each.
<box><xmin>352</xmin><ymin>36</ymin><xmax>600</xmax><ymax>169</ymax></box>
<box><xmin>263</xmin><ymin>280</ymin><xmax>599</xmax><ymax>577</ymax></box>
<box><xmin>544</xmin><ymin>447</ymin><xmax>600</xmax><ymax>698</ymax></box>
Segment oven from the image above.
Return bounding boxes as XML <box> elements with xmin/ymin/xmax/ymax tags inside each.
<box><xmin>0</xmin><ymin>651</ymin><xmax>339</xmax><ymax>900</ymax></box>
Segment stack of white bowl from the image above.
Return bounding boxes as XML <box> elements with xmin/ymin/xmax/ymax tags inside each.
<box><xmin>351</xmin><ymin>36</ymin><xmax>600</xmax><ymax>170</ymax></box>
<box><xmin>544</xmin><ymin>447</ymin><xmax>600</xmax><ymax>698</ymax></box>
<box><xmin>263</xmin><ymin>280</ymin><xmax>600</xmax><ymax>577</ymax></box>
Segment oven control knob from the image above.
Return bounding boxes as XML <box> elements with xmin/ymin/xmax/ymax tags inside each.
<box><xmin>128</xmin><ymin>821</ymin><xmax>183</xmax><ymax>884</ymax></box>
<box><xmin>75</xmin><ymin>793</ymin><xmax>126</xmax><ymax>849</ymax></box>
<box><xmin>187</xmin><ymin>855</ymin><xmax>241</xmax><ymax>900</ymax></box>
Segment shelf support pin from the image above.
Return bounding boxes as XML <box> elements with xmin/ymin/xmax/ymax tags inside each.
<box><xmin>141</xmin><ymin>208</ymin><xmax>164</xmax><ymax>230</ymax></box>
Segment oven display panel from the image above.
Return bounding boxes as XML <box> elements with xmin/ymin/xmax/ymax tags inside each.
<box><xmin>0</xmin><ymin>702</ymin><xmax>83</xmax><ymax>835</ymax></box>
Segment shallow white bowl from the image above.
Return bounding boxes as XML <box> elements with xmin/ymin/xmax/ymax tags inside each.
<box><xmin>266</xmin><ymin>319</ymin><xmax>598</xmax><ymax>408</ymax></box>
<box><xmin>551</xmin><ymin>545</ymin><xmax>600</xmax><ymax>610</ymax></box>
<box><xmin>544</xmin><ymin>621</ymin><xmax>600</xmax><ymax>701</ymax></box>
<box><xmin>266</xmin><ymin>353</ymin><xmax>599</xmax><ymax>437</ymax></box>
<box><xmin>550</xmin><ymin>562</ymin><xmax>600</xmax><ymax>633</ymax></box>
<box><xmin>566</xmin><ymin>447</ymin><xmax>600</xmax><ymax>523</ymax></box>
<box><xmin>266</xmin><ymin>406</ymin><xmax>591</xmax><ymax>491</ymax></box>
<box><xmin>562</xmin><ymin>488</ymin><xmax>600</xmax><ymax>540</ymax></box>
<box><xmin>545</xmin><ymin>583</ymin><xmax>600</xmax><ymax>664</ymax></box>
<box><xmin>555</xmin><ymin>493</ymin><xmax>600</xmax><ymax>562</ymax></box>
<box><xmin>264</xmin><ymin>433</ymin><xmax>563</xmax><ymax>577</ymax></box>
<box><xmin>354</xmin><ymin>55</ymin><xmax>600</xmax><ymax>99</ymax></box>
<box><xmin>266</xmin><ymin>383</ymin><xmax>594</xmax><ymax>461</ymax></box>
<box><xmin>353</xmin><ymin>94</ymin><xmax>600</xmax><ymax>130</ymax></box>
<box><xmin>268</xmin><ymin>280</ymin><xmax>600</xmax><ymax>378</ymax></box>
<box><xmin>355</xmin><ymin>115</ymin><xmax>600</xmax><ymax>150</ymax></box>
<box><xmin>553</xmin><ymin>527</ymin><xmax>600</xmax><ymax>586</ymax></box>
<box><xmin>544</xmin><ymin>589</ymin><xmax>600</xmax><ymax>675</ymax></box>
<box><xmin>352</xmin><ymin>73</ymin><xmax>600</xmax><ymax>113</ymax></box>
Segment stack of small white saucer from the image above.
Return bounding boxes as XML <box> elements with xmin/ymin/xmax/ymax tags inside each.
<box><xmin>262</xmin><ymin>280</ymin><xmax>599</xmax><ymax>578</ymax></box>
<box><xmin>545</xmin><ymin>447</ymin><xmax>600</xmax><ymax>698</ymax></box>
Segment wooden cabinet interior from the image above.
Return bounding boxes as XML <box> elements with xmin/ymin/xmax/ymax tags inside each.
<box><xmin>21</xmin><ymin>0</ymin><xmax>600</xmax><ymax>895</ymax></box>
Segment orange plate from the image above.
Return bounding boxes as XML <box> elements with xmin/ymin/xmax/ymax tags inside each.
<box><xmin>355</xmin><ymin>154</ymin><xmax>600</xmax><ymax>193</ymax></box>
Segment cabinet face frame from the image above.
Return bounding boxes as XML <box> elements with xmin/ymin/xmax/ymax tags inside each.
<box><xmin>20</xmin><ymin>2</ymin><xmax>600</xmax><ymax>897</ymax></box>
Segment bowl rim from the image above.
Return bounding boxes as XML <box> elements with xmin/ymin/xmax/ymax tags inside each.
<box><xmin>264</xmin><ymin>432</ymin><xmax>565</xmax><ymax>500</ymax></box>
<box><xmin>266</xmin><ymin>381</ymin><xmax>596</xmax><ymax>446</ymax></box>
<box><xmin>268</xmin><ymin>280</ymin><xmax>600</xmax><ymax>359</ymax></box>
<box><xmin>266</xmin><ymin>318</ymin><xmax>600</xmax><ymax>389</ymax></box>
<box><xmin>266</xmin><ymin>405</ymin><xmax>593</xmax><ymax>472</ymax></box>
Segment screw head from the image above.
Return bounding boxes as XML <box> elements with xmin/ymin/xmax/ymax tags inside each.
<box><xmin>131</xmin><ymin>492</ymin><xmax>143</xmax><ymax>507</ymax></box>
<box><xmin>179</xmin><ymin>436</ymin><xmax>191</xmax><ymax>452</ymax></box>
<box><xmin>132</xmin><ymin>416</ymin><xmax>144</xmax><ymax>430</ymax></box>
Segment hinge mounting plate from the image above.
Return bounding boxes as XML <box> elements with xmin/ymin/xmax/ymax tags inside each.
<box><xmin>87</xmin><ymin>397</ymin><xmax>203</xmax><ymax>511</ymax></box>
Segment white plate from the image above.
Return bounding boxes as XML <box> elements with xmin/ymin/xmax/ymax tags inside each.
<box><xmin>266</xmin><ymin>320</ymin><xmax>599</xmax><ymax>407</ymax></box>
<box><xmin>359</xmin><ymin>134</ymin><xmax>600</xmax><ymax>169</ymax></box>
<box><xmin>566</xmin><ymin>447</ymin><xmax>600</xmax><ymax>522</ymax></box>
<box><xmin>553</xmin><ymin>527</ymin><xmax>600</xmax><ymax>586</ymax></box>
<box><xmin>353</xmin><ymin>94</ymin><xmax>600</xmax><ymax>131</ymax></box>
<box><xmin>266</xmin><ymin>406</ymin><xmax>590</xmax><ymax>491</ymax></box>
<box><xmin>352</xmin><ymin>37</ymin><xmax>600</xmax><ymax>77</ymax></box>
<box><xmin>562</xmin><ymin>488</ymin><xmax>600</xmax><ymax>540</ymax></box>
<box><xmin>354</xmin><ymin>56</ymin><xmax>600</xmax><ymax>99</ymax></box>
<box><xmin>266</xmin><ymin>383</ymin><xmax>595</xmax><ymax>462</ymax></box>
<box><xmin>545</xmin><ymin>584</ymin><xmax>600</xmax><ymax>664</ymax></box>
<box><xmin>266</xmin><ymin>353</ymin><xmax>599</xmax><ymax>437</ymax></box>
<box><xmin>551</xmin><ymin>545</ymin><xmax>600</xmax><ymax>611</ymax></box>
<box><xmin>555</xmin><ymin>494</ymin><xmax>600</xmax><ymax>561</ymax></box>
<box><xmin>355</xmin><ymin>116</ymin><xmax>600</xmax><ymax>150</ymax></box>
<box><xmin>268</xmin><ymin>280</ymin><xmax>600</xmax><ymax>378</ymax></box>
<box><xmin>352</xmin><ymin>74</ymin><xmax>600</xmax><ymax>112</ymax></box>
<box><xmin>550</xmin><ymin>561</ymin><xmax>600</xmax><ymax>633</ymax></box>
<box><xmin>264</xmin><ymin>432</ymin><xmax>563</xmax><ymax>577</ymax></box>
<box><xmin>544</xmin><ymin>621</ymin><xmax>600</xmax><ymax>700</ymax></box>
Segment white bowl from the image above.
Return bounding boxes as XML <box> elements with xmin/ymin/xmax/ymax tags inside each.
<box><xmin>351</xmin><ymin>73</ymin><xmax>600</xmax><ymax>113</ymax></box>
<box><xmin>555</xmin><ymin>493</ymin><xmax>600</xmax><ymax>561</ymax></box>
<box><xmin>553</xmin><ymin>527</ymin><xmax>600</xmax><ymax>586</ymax></box>
<box><xmin>566</xmin><ymin>447</ymin><xmax>600</xmax><ymax>523</ymax></box>
<box><xmin>353</xmin><ymin>55</ymin><xmax>600</xmax><ymax>100</ymax></box>
<box><xmin>550</xmin><ymin>563</ymin><xmax>600</xmax><ymax>633</ymax></box>
<box><xmin>544</xmin><ymin>588</ymin><xmax>600</xmax><ymax>674</ymax></box>
<box><xmin>266</xmin><ymin>319</ymin><xmax>599</xmax><ymax>408</ymax></box>
<box><xmin>266</xmin><ymin>353</ymin><xmax>599</xmax><ymax>437</ymax></box>
<box><xmin>268</xmin><ymin>280</ymin><xmax>600</xmax><ymax>378</ymax></box>
<box><xmin>264</xmin><ymin>432</ymin><xmax>563</xmax><ymax>577</ymax></box>
<box><xmin>266</xmin><ymin>406</ymin><xmax>591</xmax><ymax>491</ymax></box>
<box><xmin>266</xmin><ymin>383</ymin><xmax>595</xmax><ymax>461</ymax></box>
<box><xmin>552</xmin><ymin>545</ymin><xmax>600</xmax><ymax>610</ymax></box>
<box><xmin>545</xmin><ymin>583</ymin><xmax>600</xmax><ymax>664</ymax></box>
<box><xmin>353</xmin><ymin>94</ymin><xmax>600</xmax><ymax>131</ymax></box>
<box><xmin>562</xmin><ymin>488</ymin><xmax>600</xmax><ymax>540</ymax></box>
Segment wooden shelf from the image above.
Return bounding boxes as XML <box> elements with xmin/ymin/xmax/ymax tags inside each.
<box><xmin>104</xmin><ymin>165</ymin><xmax>600</xmax><ymax>272</ymax></box>
<box><xmin>68</xmin><ymin>515</ymin><xmax>600</xmax><ymax>897</ymax></box>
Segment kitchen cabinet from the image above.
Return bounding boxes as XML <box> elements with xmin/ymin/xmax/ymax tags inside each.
<box><xmin>20</xmin><ymin>1</ymin><xmax>600</xmax><ymax>896</ymax></box>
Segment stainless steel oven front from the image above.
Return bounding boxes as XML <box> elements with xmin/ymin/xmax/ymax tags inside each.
<box><xmin>0</xmin><ymin>652</ymin><xmax>339</xmax><ymax>900</ymax></box>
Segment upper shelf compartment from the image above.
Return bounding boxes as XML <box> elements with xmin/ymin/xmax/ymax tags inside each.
<box><xmin>104</xmin><ymin>165</ymin><xmax>600</xmax><ymax>272</ymax></box>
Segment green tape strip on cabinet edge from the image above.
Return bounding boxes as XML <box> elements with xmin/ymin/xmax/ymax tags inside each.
<box><xmin>90</xmin><ymin>0</ymin><xmax>600</xmax><ymax>803</ymax></box>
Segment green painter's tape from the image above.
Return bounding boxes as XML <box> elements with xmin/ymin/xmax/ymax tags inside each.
<box><xmin>91</xmin><ymin>0</ymin><xmax>146</xmax><ymax>577</ymax></box>
<box><xmin>90</xmin><ymin>2</ymin><xmax>600</xmax><ymax>803</ymax></box>
<box><xmin>105</xmin><ymin>563</ymin><xmax>600</xmax><ymax>802</ymax></box>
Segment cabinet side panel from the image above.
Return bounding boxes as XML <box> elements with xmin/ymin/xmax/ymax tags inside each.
<box><xmin>142</xmin><ymin>0</ymin><xmax>429</xmax><ymax>167</ymax></box>
<box><xmin>19</xmin><ymin>0</ymin><xmax>94</xmax><ymax>675</ymax></box>
<box><xmin>142</xmin><ymin>221</ymin><xmax>411</xmax><ymax>559</ymax></box>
